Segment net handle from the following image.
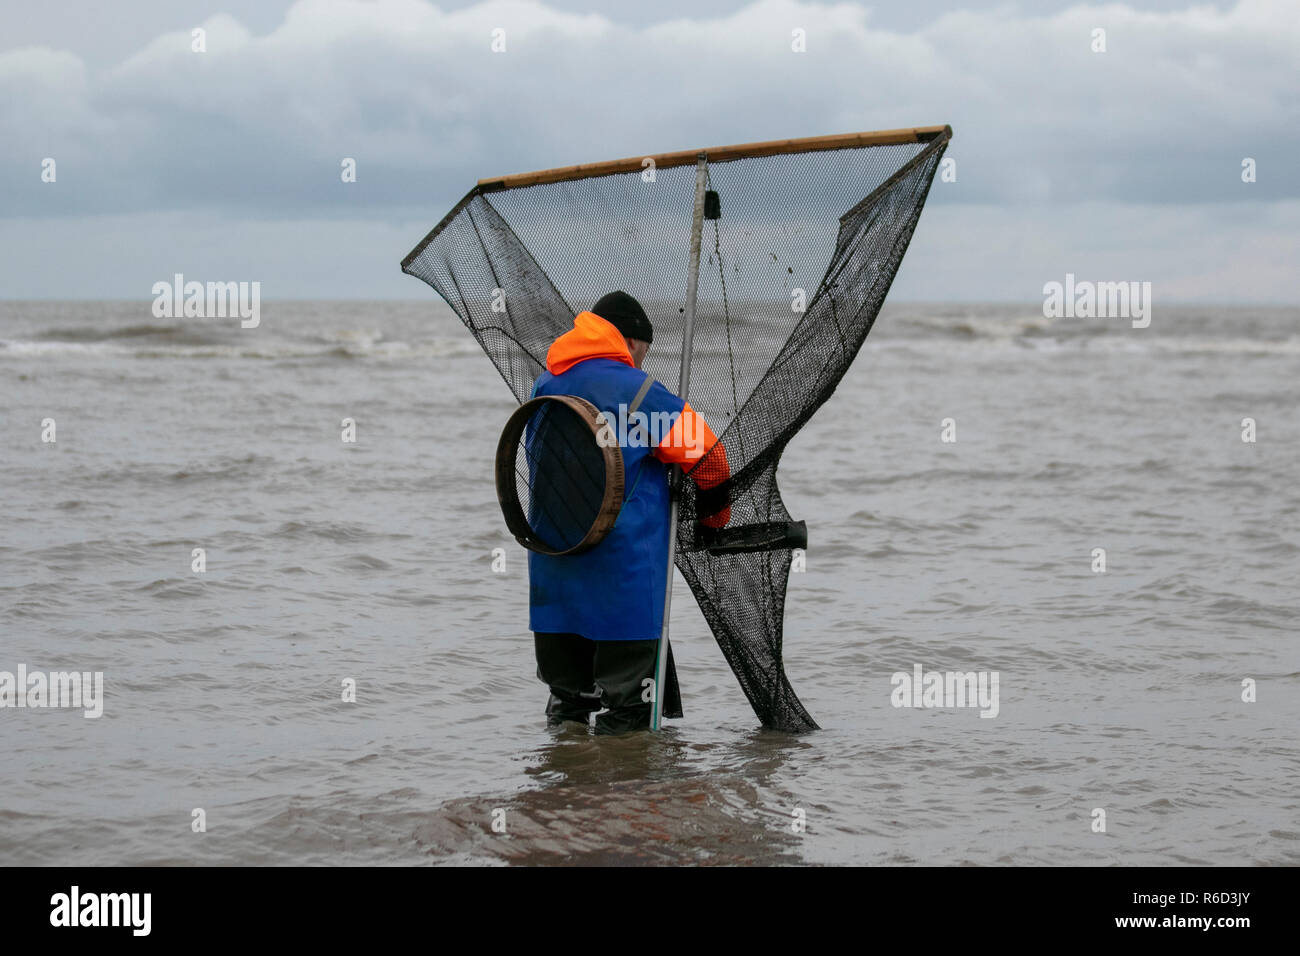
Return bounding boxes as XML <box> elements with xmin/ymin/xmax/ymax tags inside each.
<box><xmin>477</xmin><ymin>126</ymin><xmax>952</xmax><ymax>191</ymax></box>
<box><xmin>399</xmin><ymin>125</ymin><xmax>954</xmax><ymax>269</ymax></box>
<box><xmin>652</xmin><ymin>153</ymin><xmax>710</xmax><ymax>730</ymax></box>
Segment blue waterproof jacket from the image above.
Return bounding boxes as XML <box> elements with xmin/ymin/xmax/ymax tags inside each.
<box><xmin>528</xmin><ymin>311</ymin><xmax>729</xmax><ymax>641</ymax></box>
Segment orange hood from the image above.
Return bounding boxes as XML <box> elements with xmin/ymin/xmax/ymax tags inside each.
<box><xmin>546</xmin><ymin>311</ymin><xmax>634</xmax><ymax>375</ymax></box>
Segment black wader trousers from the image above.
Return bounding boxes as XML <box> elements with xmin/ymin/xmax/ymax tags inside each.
<box><xmin>534</xmin><ymin>632</ymin><xmax>681</xmax><ymax>734</ymax></box>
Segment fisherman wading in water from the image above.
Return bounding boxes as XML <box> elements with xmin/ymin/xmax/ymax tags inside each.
<box><xmin>529</xmin><ymin>291</ymin><xmax>730</xmax><ymax>734</ymax></box>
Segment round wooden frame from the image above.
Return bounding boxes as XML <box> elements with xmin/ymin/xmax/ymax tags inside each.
<box><xmin>495</xmin><ymin>395</ymin><xmax>625</xmax><ymax>556</ymax></box>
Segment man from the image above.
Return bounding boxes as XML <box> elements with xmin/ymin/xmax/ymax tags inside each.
<box><xmin>529</xmin><ymin>290</ymin><xmax>730</xmax><ymax>734</ymax></box>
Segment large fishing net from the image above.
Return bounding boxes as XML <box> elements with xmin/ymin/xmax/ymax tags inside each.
<box><xmin>403</xmin><ymin>127</ymin><xmax>952</xmax><ymax>732</ymax></box>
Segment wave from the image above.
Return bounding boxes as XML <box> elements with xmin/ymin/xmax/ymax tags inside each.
<box><xmin>0</xmin><ymin>336</ymin><xmax>485</xmax><ymax>360</ymax></box>
<box><xmin>4</xmin><ymin>305</ymin><xmax>1297</xmax><ymax>359</ymax></box>
<box><xmin>35</xmin><ymin>323</ymin><xmax>180</xmax><ymax>342</ymax></box>
<box><xmin>860</xmin><ymin>333</ymin><xmax>1300</xmax><ymax>356</ymax></box>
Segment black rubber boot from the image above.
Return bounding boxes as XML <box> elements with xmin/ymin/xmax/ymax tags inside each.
<box><xmin>590</xmin><ymin>639</ymin><xmax>660</xmax><ymax>735</ymax></box>
<box><xmin>536</xmin><ymin>632</ymin><xmax>599</xmax><ymax>727</ymax></box>
<box><xmin>544</xmin><ymin>691</ymin><xmax>599</xmax><ymax>727</ymax></box>
<box><xmin>592</xmin><ymin>703</ymin><xmax>652</xmax><ymax>735</ymax></box>
<box><xmin>535</xmin><ymin>632</ymin><xmax>677</xmax><ymax>733</ymax></box>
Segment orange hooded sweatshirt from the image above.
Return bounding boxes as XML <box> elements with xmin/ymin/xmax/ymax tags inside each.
<box><xmin>543</xmin><ymin>311</ymin><xmax>730</xmax><ymax>527</ymax></box>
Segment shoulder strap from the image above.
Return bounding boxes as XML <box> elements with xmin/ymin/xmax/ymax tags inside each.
<box><xmin>627</xmin><ymin>370</ymin><xmax>655</xmax><ymax>416</ymax></box>
<box><xmin>626</xmin><ymin>371</ymin><xmax>656</xmax><ymax>448</ymax></box>
<box><xmin>618</xmin><ymin>371</ymin><xmax>662</xmax><ymax>508</ymax></box>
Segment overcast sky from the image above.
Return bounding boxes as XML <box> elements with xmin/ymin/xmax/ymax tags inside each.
<box><xmin>1</xmin><ymin>0</ymin><xmax>1296</xmax><ymax>301</ymax></box>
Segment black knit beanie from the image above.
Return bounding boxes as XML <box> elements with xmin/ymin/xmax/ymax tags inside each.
<box><xmin>592</xmin><ymin>290</ymin><xmax>653</xmax><ymax>344</ymax></box>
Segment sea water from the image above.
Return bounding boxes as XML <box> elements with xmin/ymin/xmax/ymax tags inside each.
<box><xmin>1</xmin><ymin>300</ymin><xmax>1296</xmax><ymax>865</ymax></box>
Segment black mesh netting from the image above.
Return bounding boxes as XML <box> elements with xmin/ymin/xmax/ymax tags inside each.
<box><xmin>403</xmin><ymin>130</ymin><xmax>951</xmax><ymax>732</ymax></box>
<box><xmin>520</xmin><ymin>400</ymin><xmax>611</xmax><ymax>553</ymax></box>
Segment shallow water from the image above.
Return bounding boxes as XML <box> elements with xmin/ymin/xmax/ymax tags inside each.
<box><xmin>1</xmin><ymin>300</ymin><xmax>1297</xmax><ymax>865</ymax></box>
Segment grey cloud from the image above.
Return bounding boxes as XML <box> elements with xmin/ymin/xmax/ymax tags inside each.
<box><xmin>0</xmin><ymin>0</ymin><xmax>1295</xmax><ymax>301</ymax></box>
<box><xmin>1</xmin><ymin>0</ymin><xmax>1295</xmax><ymax>221</ymax></box>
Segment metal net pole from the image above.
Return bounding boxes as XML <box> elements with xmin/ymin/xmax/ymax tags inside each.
<box><xmin>652</xmin><ymin>153</ymin><xmax>709</xmax><ymax>730</ymax></box>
